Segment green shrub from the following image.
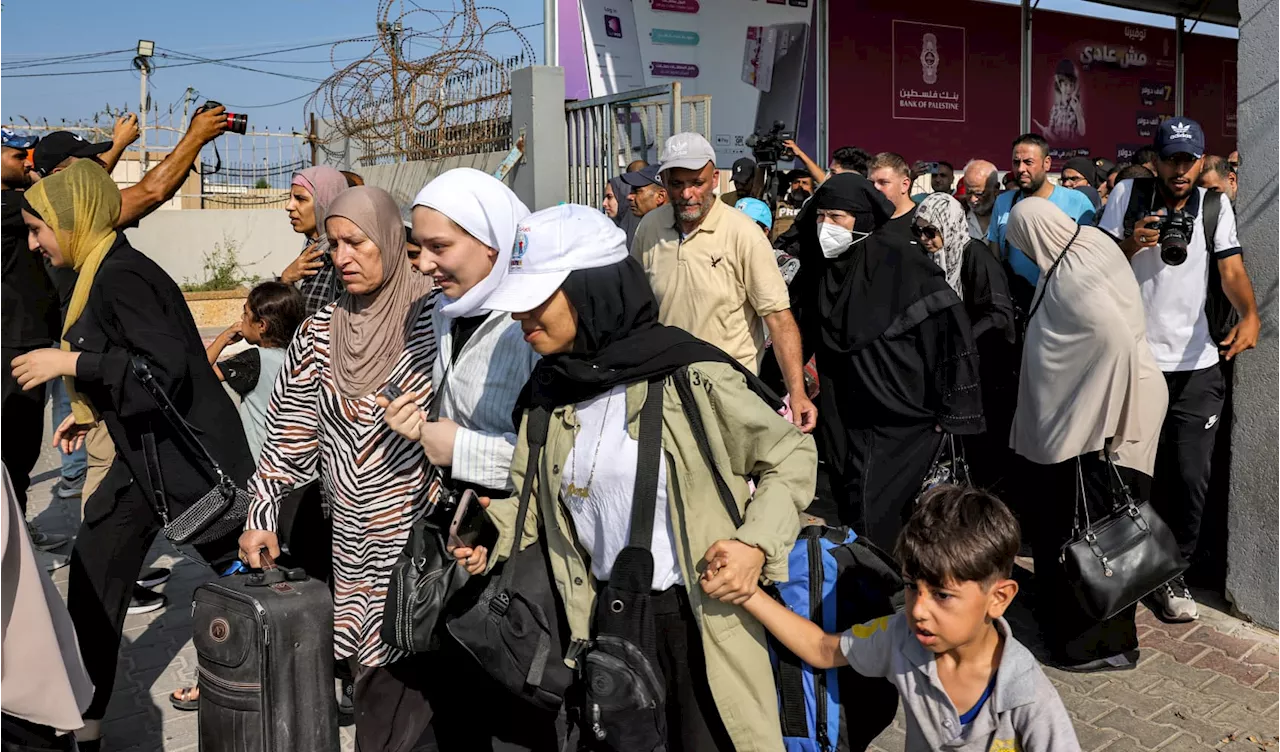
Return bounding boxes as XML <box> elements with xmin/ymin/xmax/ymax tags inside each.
<box><xmin>181</xmin><ymin>234</ymin><xmax>259</xmax><ymax>292</ymax></box>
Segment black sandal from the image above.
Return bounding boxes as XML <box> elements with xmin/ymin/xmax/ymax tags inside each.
<box><xmin>170</xmin><ymin>685</ymin><xmax>199</xmax><ymax>711</ymax></box>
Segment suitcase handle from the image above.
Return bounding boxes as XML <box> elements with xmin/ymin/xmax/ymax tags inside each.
<box><xmin>246</xmin><ymin>547</ymin><xmax>309</xmax><ymax>587</ymax></box>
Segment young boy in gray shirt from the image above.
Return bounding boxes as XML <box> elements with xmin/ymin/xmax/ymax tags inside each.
<box><xmin>740</xmin><ymin>485</ymin><xmax>1080</xmax><ymax>751</ymax></box>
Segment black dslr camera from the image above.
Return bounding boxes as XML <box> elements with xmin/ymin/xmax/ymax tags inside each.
<box><xmin>746</xmin><ymin>121</ymin><xmax>795</xmax><ymax>168</ymax></box>
<box><xmin>194</xmin><ymin>100</ymin><xmax>248</xmax><ymax>135</ymax></box>
<box><xmin>1149</xmin><ymin>211</ymin><xmax>1195</xmax><ymax>266</ymax></box>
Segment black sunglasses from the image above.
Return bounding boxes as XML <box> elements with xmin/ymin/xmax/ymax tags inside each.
<box><xmin>911</xmin><ymin>222</ymin><xmax>940</xmax><ymax>241</ymax></box>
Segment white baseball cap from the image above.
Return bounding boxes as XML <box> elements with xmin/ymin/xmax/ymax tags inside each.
<box><xmin>659</xmin><ymin>132</ymin><xmax>716</xmax><ymax>174</ymax></box>
<box><xmin>480</xmin><ymin>204</ymin><xmax>629</xmax><ymax>313</ymax></box>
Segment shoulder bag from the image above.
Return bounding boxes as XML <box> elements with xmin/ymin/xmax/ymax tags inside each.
<box><xmin>576</xmin><ymin>377</ymin><xmax>669</xmax><ymax>751</ymax></box>
<box><xmin>381</xmin><ymin>370</ymin><xmax>468</xmax><ymax>653</ymax></box>
<box><xmin>446</xmin><ymin>403</ymin><xmax>575</xmax><ymax>711</ymax></box>
<box><xmin>1059</xmin><ymin>451</ymin><xmax>1187</xmax><ymax>621</ymax></box>
<box><xmin>132</xmin><ymin>357</ymin><xmax>253</xmax><ymax>546</ymax></box>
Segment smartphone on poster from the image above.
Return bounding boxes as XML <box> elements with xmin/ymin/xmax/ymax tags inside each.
<box><xmin>448</xmin><ymin>489</ymin><xmax>497</xmax><ymax>551</ymax></box>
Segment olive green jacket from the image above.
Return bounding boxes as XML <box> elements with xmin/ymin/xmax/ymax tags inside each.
<box><xmin>484</xmin><ymin>361</ymin><xmax>817</xmax><ymax>752</ymax></box>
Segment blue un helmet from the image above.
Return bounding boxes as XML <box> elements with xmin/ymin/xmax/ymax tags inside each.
<box><xmin>734</xmin><ymin>197</ymin><xmax>773</xmax><ymax>233</ymax></box>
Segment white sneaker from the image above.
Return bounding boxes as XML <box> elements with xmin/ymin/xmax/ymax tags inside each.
<box><xmin>1152</xmin><ymin>577</ymin><xmax>1198</xmax><ymax>622</ymax></box>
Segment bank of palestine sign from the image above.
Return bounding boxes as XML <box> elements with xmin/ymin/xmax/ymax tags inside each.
<box><xmin>892</xmin><ymin>20</ymin><xmax>966</xmax><ymax>122</ymax></box>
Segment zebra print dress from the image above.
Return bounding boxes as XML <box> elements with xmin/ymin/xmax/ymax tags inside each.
<box><xmin>247</xmin><ymin>292</ymin><xmax>440</xmax><ymax>667</ymax></box>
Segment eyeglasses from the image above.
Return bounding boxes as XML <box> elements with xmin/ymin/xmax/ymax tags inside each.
<box><xmin>911</xmin><ymin>223</ymin><xmax>940</xmax><ymax>241</ymax></box>
<box><xmin>1060</xmin><ymin>174</ymin><xmax>1088</xmax><ymax>186</ymax></box>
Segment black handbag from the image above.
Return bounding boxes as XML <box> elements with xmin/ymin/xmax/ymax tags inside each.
<box><xmin>1059</xmin><ymin>453</ymin><xmax>1187</xmax><ymax>621</ymax></box>
<box><xmin>381</xmin><ymin>369</ymin><xmax>470</xmax><ymax>653</ymax></box>
<box><xmin>132</xmin><ymin>357</ymin><xmax>252</xmax><ymax>546</ymax></box>
<box><xmin>578</xmin><ymin>377</ymin><xmax>668</xmax><ymax>751</ymax></box>
<box><xmin>446</xmin><ymin>404</ymin><xmax>575</xmax><ymax>712</ymax></box>
<box><xmin>381</xmin><ymin>510</ymin><xmax>469</xmax><ymax>653</ymax></box>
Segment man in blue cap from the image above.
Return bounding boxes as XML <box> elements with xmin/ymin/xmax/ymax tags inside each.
<box><xmin>1099</xmin><ymin>116</ymin><xmax>1260</xmax><ymax>624</ymax></box>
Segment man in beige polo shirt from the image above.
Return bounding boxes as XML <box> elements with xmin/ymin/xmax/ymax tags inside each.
<box><xmin>632</xmin><ymin>133</ymin><xmax>816</xmax><ymax>432</ymax></box>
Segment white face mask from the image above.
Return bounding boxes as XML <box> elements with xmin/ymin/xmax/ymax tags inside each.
<box><xmin>818</xmin><ymin>221</ymin><xmax>869</xmax><ymax>258</ymax></box>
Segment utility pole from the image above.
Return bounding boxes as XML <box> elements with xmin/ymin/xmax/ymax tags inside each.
<box><xmin>135</xmin><ymin>40</ymin><xmax>155</xmax><ymax>173</ymax></box>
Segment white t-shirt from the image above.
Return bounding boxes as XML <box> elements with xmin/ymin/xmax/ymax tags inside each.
<box><xmin>1098</xmin><ymin>181</ymin><xmax>1241</xmax><ymax>372</ymax></box>
<box><xmin>561</xmin><ymin>386</ymin><xmax>683</xmax><ymax>591</ymax></box>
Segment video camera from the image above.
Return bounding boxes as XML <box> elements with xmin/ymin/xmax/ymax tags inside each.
<box><xmin>746</xmin><ymin>121</ymin><xmax>795</xmax><ymax>167</ymax></box>
<box><xmin>194</xmin><ymin>100</ymin><xmax>248</xmax><ymax>135</ymax></box>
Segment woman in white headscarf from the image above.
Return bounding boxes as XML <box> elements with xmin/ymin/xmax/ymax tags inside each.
<box><xmin>381</xmin><ymin>168</ymin><xmax>554</xmax><ymax>750</ymax></box>
<box><xmin>914</xmin><ymin>193</ymin><xmax>1018</xmax><ymax>494</ymax></box>
<box><xmin>1006</xmin><ymin>196</ymin><xmax>1167</xmax><ymax>674</ymax></box>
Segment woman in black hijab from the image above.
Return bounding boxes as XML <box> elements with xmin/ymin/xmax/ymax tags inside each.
<box><xmin>446</xmin><ymin>204</ymin><xmax>816</xmax><ymax>752</ymax></box>
<box><xmin>788</xmin><ymin>173</ymin><xmax>984</xmax><ymax>552</ymax></box>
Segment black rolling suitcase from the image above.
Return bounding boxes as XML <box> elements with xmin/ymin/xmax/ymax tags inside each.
<box><xmin>192</xmin><ymin>552</ymin><xmax>339</xmax><ymax>752</ymax></box>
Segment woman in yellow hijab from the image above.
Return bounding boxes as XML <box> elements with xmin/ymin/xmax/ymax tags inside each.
<box><xmin>10</xmin><ymin>159</ymin><xmax>253</xmax><ymax>748</ymax></box>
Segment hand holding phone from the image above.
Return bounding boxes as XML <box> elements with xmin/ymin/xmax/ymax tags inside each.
<box><xmin>448</xmin><ymin>490</ymin><xmax>497</xmax><ymax>552</ymax></box>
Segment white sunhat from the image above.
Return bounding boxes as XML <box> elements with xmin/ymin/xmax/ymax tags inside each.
<box><xmin>480</xmin><ymin>204</ymin><xmax>629</xmax><ymax>314</ymax></box>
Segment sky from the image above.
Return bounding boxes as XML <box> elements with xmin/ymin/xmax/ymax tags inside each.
<box><xmin>1</xmin><ymin>0</ymin><xmax>1236</xmax><ymax>133</ymax></box>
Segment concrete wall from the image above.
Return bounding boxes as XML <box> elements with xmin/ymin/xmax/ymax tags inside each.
<box><xmin>122</xmin><ymin>209</ymin><xmax>301</xmax><ymax>289</ymax></box>
<box><xmin>1225</xmin><ymin>0</ymin><xmax>1278</xmax><ymax>629</ymax></box>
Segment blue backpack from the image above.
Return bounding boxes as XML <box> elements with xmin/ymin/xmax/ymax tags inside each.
<box><xmin>771</xmin><ymin>524</ymin><xmax>904</xmax><ymax>752</ymax></box>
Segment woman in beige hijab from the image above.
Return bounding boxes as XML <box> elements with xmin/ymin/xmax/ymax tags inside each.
<box><xmin>2</xmin><ymin>464</ymin><xmax>93</xmax><ymax>750</ymax></box>
<box><xmin>234</xmin><ymin>186</ymin><xmax>443</xmax><ymax>751</ymax></box>
<box><xmin>1006</xmin><ymin>196</ymin><xmax>1167</xmax><ymax>674</ymax></box>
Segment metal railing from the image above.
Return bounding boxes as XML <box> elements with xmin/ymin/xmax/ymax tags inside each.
<box><xmin>564</xmin><ymin>83</ymin><xmax>712</xmax><ymax>208</ymax></box>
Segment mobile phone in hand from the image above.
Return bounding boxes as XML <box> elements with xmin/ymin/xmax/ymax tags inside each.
<box><xmin>379</xmin><ymin>384</ymin><xmax>404</xmax><ymax>402</ymax></box>
<box><xmin>448</xmin><ymin>489</ymin><xmax>497</xmax><ymax>551</ymax></box>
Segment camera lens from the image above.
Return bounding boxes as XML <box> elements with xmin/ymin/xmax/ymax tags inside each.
<box><xmin>228</xmin><ymin>113</ymin><xmax>248</xmax><ymax>135</ymax></box>
<box><xmin>1160</xmin><ymin>237</ymin><xmax>1188</xmax><ymax>266</ymax></box>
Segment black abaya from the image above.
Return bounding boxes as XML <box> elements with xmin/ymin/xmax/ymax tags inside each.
<box><xmin>790</xmin><ymin>175</ymin><xmax>985</xmax><ymax>552</ymax></box>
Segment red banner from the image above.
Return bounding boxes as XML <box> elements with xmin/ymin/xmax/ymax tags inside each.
<box><xmin>823</xmin><ymin>0</ymin><xmax>1237</xmax><ymax>170</ymax></box>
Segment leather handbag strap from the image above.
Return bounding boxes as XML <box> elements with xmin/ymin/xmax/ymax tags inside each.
<box><xmin>130</xmin><ymin>357</ymin><xmax>229</xmax><ymax>485</ymax></box>
<box><xmin>497</xmin><ymin>405</ymin><xmax>551</xmax><ymax>594</ymax></box>
<box><xmin>626</xmin><ymin>377</ymin><xmax>667</xmax><ymax>549</ymax></box>
<box><xmin>672</xmin><ymin>368</ymin><xmax>744</xmax><ymax>529</ymax></box>
<box><xmin>140</xmin><ymin>431</ymin><xmax>171</xmax><ymax>525</ymax></box>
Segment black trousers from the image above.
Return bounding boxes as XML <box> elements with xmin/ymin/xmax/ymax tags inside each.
<box><xmin>0</xmin><ymin>714</ymin><xmax>76</xmax><ymax>752</ymax></box>
<box><xmin>1</xmin><ymin>347</ymin><xmax>46</xmax><ymax>516</ymax></box>
<box><xmin>831</xmin><ymin>423</ymin><xmax>942</xmax><ymax>554</ymax></box>
<box><xmin>68</xmin><ymin>459</ymin><xmax>237</xmax><ymax>720</ymax></box>
<box><xmin>1025</xmin><ymin>454</ymin><xmax>1147</xmax><ymax>664</ymax></box>
<box><xmin>352</xmin><ymin>638</ymin><xmax>564</xmax><ymax>752</ymax></box>
<box><xmin>1152</xmin><ymin>365</ymin><xmax>1225</xmax><ymax>562</ymax></box>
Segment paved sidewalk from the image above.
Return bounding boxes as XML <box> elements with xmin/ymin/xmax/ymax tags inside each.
<box><xmin>24</xmin><ymin>416</ymin><xmax>1278</xmax><ymax>751</ymax></box>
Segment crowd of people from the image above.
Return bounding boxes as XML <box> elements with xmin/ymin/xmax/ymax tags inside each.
<box><xmin>0</xmin><ymin>104</ymin><xmax>1259</xmax><ymax>752</ymax></box>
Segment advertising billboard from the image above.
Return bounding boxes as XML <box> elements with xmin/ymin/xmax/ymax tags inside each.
<box><xmin>826</xmin><ymin>0</ymin><xmax>1236</xmax><ymax>170</ymax></box>
<box><xmin>571</xmin><ymin>0</ymin><xmax>816</xmax><ymax>163</ymax></box>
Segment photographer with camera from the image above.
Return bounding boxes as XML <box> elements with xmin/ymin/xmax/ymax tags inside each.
<box><xmin>1098</xmin><ymin>117</ymin><xmax>1260</xmax><ymax>624</ymax></box>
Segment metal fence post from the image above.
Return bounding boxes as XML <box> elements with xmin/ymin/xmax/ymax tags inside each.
<box><xmin>671</xmin><ymin>82</ymin><xmax>683</xmax><ymax>135</ymax></box>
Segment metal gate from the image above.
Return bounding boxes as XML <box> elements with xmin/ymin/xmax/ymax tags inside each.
<box><xmin>564</xmin><ymin>83</ymin><xmax>712</xmax><ymax>208</ymax></box>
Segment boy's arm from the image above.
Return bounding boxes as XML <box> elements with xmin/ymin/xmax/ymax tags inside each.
<box><xmin>1011</xmin><ymin>675</ymin><xmax>1082</xmax><ymax>752</ymax></box>
<box><xmin>741</xmin><ymin>591</ymin><xmax>847</xmax><ymax>669</ymax></box>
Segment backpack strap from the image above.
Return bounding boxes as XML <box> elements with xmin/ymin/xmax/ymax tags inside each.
<box><xmin>1202</xmin><ymin>188</ymin><xmax>1220</xmax><ymax>255</ymax></box>
<box><xmin>672</xmin><ymin>367</ymin><xmax>744</xmax><ymax>528</ymax></box>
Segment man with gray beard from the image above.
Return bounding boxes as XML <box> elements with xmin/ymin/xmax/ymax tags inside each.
<box><xmin>631</xmin><ymin>133</ymin><xmax>816</xmax><ymax>433</ymax></box>
<box><xmin>962</xmin><ymin>159</ymin><xmax>1000</xmax><ymax>241</ymax></box>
